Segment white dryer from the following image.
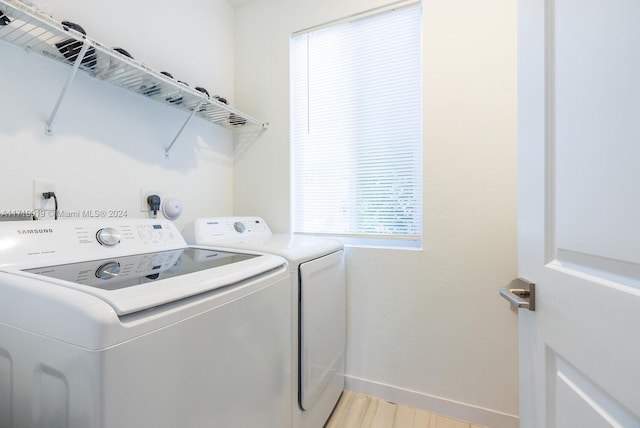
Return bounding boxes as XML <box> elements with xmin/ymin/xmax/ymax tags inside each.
<box><xmin>0</xmin><ymin>218</ymin><xmax>291</xmax><ymax>428</ymax></box>
<box><xmin>183</xmin><ymin>217</ymin><xmax>346</xmax><ymax>428</ymax></box>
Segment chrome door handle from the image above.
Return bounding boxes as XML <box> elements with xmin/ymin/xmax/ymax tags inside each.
<box><xmin>500</xmin><ymin>278</ymin><xmax>535</xmax><ymax>311</ymax></box>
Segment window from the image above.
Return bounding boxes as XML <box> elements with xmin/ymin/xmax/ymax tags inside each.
<box><xmin>291</xmin><ymin>1</ymin><xmax>422</xmax><ymax>249</ymax></box>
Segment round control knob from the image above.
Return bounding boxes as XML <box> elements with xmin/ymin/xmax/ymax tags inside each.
<box><xmin>95</xmin><ymin>261</ymin><xmax>121</xmax><ymax>280</ymax></box>
<box><xmin>233</xmin><ymin>221</ymin><xmax>246</xmax><ymax>233</ymax></box>
<box><xmin>96</xmin><ymin>227</ymin><xmax>121</xmax><ymax>246</ymax></box>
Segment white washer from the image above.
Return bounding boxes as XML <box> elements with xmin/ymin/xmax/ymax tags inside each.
<box><xmin>0</xmin><ymin>218</ymin><xmax>291</xmax><ymax>428</ymax></box>
<box><xmin>183</xmin><ymin>217</ymin><xmax>346</xmax><ymax>428</ymax></box>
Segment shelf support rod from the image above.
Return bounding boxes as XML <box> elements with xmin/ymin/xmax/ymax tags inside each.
<box><xmin>165</xmin><ymin>100</ymin><xmax>205</xmax><ymax>158</ymax></box>
<box><xmin>45</xmin><ymin>40</ymin><xmax>90</xmax><ymax>136</ymax></box>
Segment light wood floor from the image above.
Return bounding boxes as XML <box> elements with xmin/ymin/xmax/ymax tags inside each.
<box><xmin>325</xmin><ymin>390</ymin><xmax>485</xmax><ymax>428</ymax></box>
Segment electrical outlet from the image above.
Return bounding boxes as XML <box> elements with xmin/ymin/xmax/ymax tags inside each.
<box><xmin>140</xmin><ymin>189</ymin><xmax>161</xmax><ymax>212</ymax></box>
<box><xmin>33</xmin><ymin>180</ymin><xmax>56</xmax><ymax>211</ymax></box>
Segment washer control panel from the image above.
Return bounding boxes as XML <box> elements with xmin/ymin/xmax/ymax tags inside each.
<box><xmin>0</xmin><ymin>219</ymin><xmax>186</xmax><ymax>269</ymax></box>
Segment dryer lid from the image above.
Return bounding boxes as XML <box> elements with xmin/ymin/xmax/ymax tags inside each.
<box><xmin>184</xmin><ymin>217</ymin><xmax>343</xmax><ymax>266</ymax></box>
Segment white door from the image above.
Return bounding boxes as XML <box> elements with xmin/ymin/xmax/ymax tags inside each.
<box><xmin>516</xmin><ymin>0</ymin><xmax>640</xmax><ymax>427</ymax></box>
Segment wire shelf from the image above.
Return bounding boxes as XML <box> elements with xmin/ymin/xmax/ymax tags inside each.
<box><xmin>0</xmin><ymin>0</ymin><xmax>267</xmax><ymax>155</ymax></box>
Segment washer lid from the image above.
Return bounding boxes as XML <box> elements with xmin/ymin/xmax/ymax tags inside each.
<box><xmin>8</xmin><ymin>247</ymin><xmax>285</xmax><ymax>316</ymax></box>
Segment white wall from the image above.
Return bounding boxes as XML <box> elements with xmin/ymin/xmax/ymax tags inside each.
<box><xmin>0</xmin><ymin>0</ymin><xmax>237</xmax><ymax>229</ymax></box>
<box><xmin>234</xmin><ymin>0</ymin><xmax>519</xmax><ymax>427</ymax></box>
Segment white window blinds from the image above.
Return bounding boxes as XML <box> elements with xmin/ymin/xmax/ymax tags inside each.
<box><xmin>291</xmin><ymin>2</ymin><xmax>423</xmax><ymax>245</ymax></box>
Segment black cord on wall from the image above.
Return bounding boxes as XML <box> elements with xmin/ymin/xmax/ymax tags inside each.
<box><xmin>42</xmin><ymin>192</ymin><xmax>58</xmax><ymax>220</ymax></box>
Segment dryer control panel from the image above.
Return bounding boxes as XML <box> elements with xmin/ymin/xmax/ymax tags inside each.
<box><xmin>183</xmin><ymin>217</ymin><xmax>272</xmax><ymax>243</ymax></box>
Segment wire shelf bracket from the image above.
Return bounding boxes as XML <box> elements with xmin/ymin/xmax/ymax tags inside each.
<box><xmin>45</xmin><ymin>39</ymin><xmax>90</xmax><ymax>136</ymax></box>
<box><xmin>165</xmin><ymin>99</ymin><xmax>205</xmax><ymax>159</ymax></box>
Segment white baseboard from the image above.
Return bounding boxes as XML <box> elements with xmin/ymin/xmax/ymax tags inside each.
<box><xmin>344</xmin><ymin>375</ymin><xmax>519</xmax><ymax>428</ymax></box>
